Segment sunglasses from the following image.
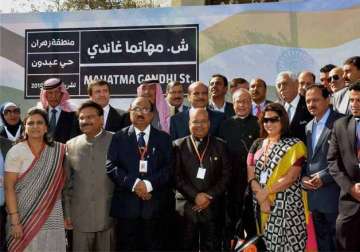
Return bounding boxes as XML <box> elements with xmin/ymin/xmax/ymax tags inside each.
<box><xmin>4</xmin><ymin>108</ymin><xmax>20</xmax><ymax>115</ymax></box>
<box><xmin>327</xmin><ymin>75</ymin><xmax>340</xmax><ymax>82</ymax></box>
<box><xmin>263</xmin><ymin>116</ymin><xmax>280</xmax><ymax>123</ymax></box>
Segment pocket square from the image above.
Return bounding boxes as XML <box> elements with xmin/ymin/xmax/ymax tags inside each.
<box><xmin>300</xmin><ymin>120</ymin><xmax>308</xmax><ymax>125</ymax></box>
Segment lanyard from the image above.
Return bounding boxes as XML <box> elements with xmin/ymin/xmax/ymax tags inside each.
<box><xmin>190</xmin><ymin>135</ymin><xmax>210</xmax><ymax>167</ymax></box>
<box><xmin>138</xmin><ymin>146</ymin><xmax>148</xmax><ymax>160</ymax></box>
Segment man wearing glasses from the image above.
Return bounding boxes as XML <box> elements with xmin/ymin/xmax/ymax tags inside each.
<box><xmin>106</xmin><ymin>97</ymin><xmax>172</xmax><ymax>251</ymax></box>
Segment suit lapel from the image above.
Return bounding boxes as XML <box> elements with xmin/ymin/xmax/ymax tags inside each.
<box><xmin>306</xmin><ymin>120</ymin><xmax>314</xmax><ymax>159</ymax></box>
<box><xmin>347</xmin><ymin>116</ymin><xmax>356</xmax><ymax>156</ymax></box>
<box><xmin>105</xmin><ymin>106</ymin><xmax>114</xmax><ymax>130</ymax></box>
<box><xmin>128</xmin><ymin>125</ymin><xmax>140</xmax><ymax>158</ymax></box>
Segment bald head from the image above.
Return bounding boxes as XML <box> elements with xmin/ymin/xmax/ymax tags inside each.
<box><xmin>298</xmin><ymin>71</ymin><xmax>315</xmax><ymax>96</ymax></box>
<box><xmin>189</xmin><ymin>107</ymin><xmax>210</xmax><ymax>138</ymax></box>
<box><xmin>188</xmin><ymin>81</ymin><xmax>209</xmax><ymax>108</ymax></box>
<box><xmin>130</xmin><ymin>97</ymin><xmax>154</xmax><ymax>130</ymax></box>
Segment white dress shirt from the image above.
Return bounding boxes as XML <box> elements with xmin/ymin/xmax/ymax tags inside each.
<box><xmin>210</xmin><ymin>101</ymin><xmax>226</xmax><ymax>113</ymax></box>
<box><xmin>284</xmin><ymin>94</ymin><xmax>300</xmax><ymax>123</ymax></box>
<box><xmin>48</xmin><ymin>105</ymin><xmax>61</xmax><ymax>125</ymax></box>
<box><xmin>103</xmin><ymin>104</ymin><xmax>110</xmax><ymax>127</ymax></box>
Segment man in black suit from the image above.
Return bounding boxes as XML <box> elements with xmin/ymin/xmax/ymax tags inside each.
<box><xmin>328</xmin><ymin>81</ymin><xmax>360</xmax><ymax>251</ymax></box>
<box><xmin>249</xmin><ymin>78</ymin><xmax>272</xmax><ymax>117</ymax></box>
<box><xmin>302</xmin><ymin>85</ymin><xmax>343</xmax><ymax>251</ymax></box>
<box><xmin>208</xmin><ymin>74</ymin><xmax>235</xmax><ymax>118</ymax></box>
<box><xmin>276</xmin><ymin>71</ymin><xmax>312</xmax><ymax>143</ymax></box>
<box><xmin>298</xmin><ymin>71</ymin><xmax>316</xmax><ymax>97</ymax></box>
<box><xmin>174</xmin><ymin>107</ymin><xmax>231</xmax><ymax>251</ymax></box>
<box><xmin>170</xmin><ymin>81</ymin><xmax>225</xmax><ymax>141</ymax></box>
<box><xmin>219</xmin><ymin>89</ymin><xmax>259</xmax><ymax>245</ymax></box>
<box><xmin>88</xmin><ymin>80</ymin><xmax>126</xmax><ymax>133</ymax></box>
<box><xmin>106</xmin><ymin>97</ymin><xmax>172</xmax><ymax>251</ymax></box>
<box><xmin>39</xmin><ymin>78</ymin><xmax>80</xmax><ymax>143</ymax></box>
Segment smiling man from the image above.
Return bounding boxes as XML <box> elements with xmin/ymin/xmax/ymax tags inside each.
<box><xmin>208</xmin><ymin>74</ymin><xmax>235</xmax><ymax>118</ymax></box>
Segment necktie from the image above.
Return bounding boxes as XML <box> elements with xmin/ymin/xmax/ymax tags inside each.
<box><xmin>49</xmin><ymin>109</ymin><xmax>57</xmax><ymax>135</ymax></box>
<box><xmin>138</xmin><ymin>132</ymin><xmax>146</xmax><ymax>148</ymax></box>
<box><xmin>287</xmin><ymin>104</ymin><xmax>292</xmax><ymax>122</ymax></box>
<box><xmin>255</xmin><ymin>105</ymin><xmax>261</xmax><ymax>117</ymax></box>
<box><xmin>174</xmin><ymin>106</ymin><xmax>179</xmax><ymax>114</ymax></box>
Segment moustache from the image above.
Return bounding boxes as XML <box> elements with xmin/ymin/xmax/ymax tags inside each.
<box><xmin>136</xmin><ymin>115</ymin><xmax>145</xmax><ymax>120</ymax></box>
<box><xmin>308</xmin><ymin>107</ymin><xmax>317</xmax><ymax>111</ymax></box>
<box><xmin>344</xmin><ymin>77</ymin><xmax>351</xmax><ymax>82</ymax></box>
<box><xmin>80</xmin><ymin>123</ymin><xmax>93</xmax><ymax>128</ymax></box>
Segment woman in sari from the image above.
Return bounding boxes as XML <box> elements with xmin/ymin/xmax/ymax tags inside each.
<box><xmin>4</xmin><ymin>108</ymin><xmax>66</xmax><ymax>252</ymax></box>
<box><xmin>247</xmin><ymin>103</ymin><xmax>307</xmax><ymax>252</ymax></box>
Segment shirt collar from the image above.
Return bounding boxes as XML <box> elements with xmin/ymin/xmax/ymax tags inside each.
<box><xmin>134</xmin><ymin>124</ymin><xmax>151</xmax><ymax>136</ymax></box>
<box><xmin>252</xmin><ymin>100</ymin><xmax>266</xmax><ymax>108</ymax></box>
<box><xmin>103</xmin><ymin>104</ymin><xmax>110</xmax><ymax>113</ymax></box>
<box><xmin>210</xmin><ymin>100</ymin><xmax>226</xmax><ymax>111</ymax></box>
<box><xmin>315</xmin><ymin>108</ymin><xmax>331</xmax><ymax>124</ymax></box>
<box><xmin>288</xmin><ymin>94</ymin><xmax>300</xmax><ymax>108</ymax></box>
<box><xmin>48</xmin><ymin>105</ymin><xmax>61</xmax><ymax>112</ymax></box>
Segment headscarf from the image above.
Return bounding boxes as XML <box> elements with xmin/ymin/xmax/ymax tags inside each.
<box><xmin>137</xmin><ymin>82</ymin><xmax>170</xmax><ymax>133</ymax></box>
<box><xmin>0</xmin><ymin>102</ymin><xmax>22</xmax><ymax>141</ymax></box>
<box><xmin>38</xmin><ymin>78</ymin><xmax>75</xmax><ymax>112</ymax></box>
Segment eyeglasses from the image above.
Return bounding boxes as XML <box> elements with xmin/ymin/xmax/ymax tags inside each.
<box><xmin>4</xmin><ymin>108</ymin><xmax>20</xmax><ymax>115</ymax></box>
<box><xmin>191</xmin><ymin>120</ymin><xmax>208</xmax><ymax>126</ymax></box>
<box><xmin>263</xmin><ymin>116</ymin><xmax>280</xmax><ymax>123</ymax></box>
<box><xmin>130</xmin><ymin>107</ymin><xmax>152</xmax><ymax>114</ymax></box>
<box><xmin>327</xmin><ymin>75</ymin><xmax>340</xmax><ymax>83</ymax></box>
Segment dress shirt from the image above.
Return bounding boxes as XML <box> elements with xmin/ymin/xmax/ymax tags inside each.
<box><xmin>0</xmin><ymin>151</ymin><xmax>4</xmax><ymax>206</ymax></box>
<box><xmin>284</xmin><ymin>94</ymin><xmax>300</xmax><ymax>123</ymax></box>
<box><xmin>252</xmin><ymin>100</ymin><xmax>266</xmax><ymax>116</ymax></box>
<box><xmin>103</xmin><ymin>104</ymin><xmax>110</xmax><ymax>127</ymax></box>
<box><xmin>133</xmin><ymin>125</ymin><xmax>153</xmax><ymax>193</ymax></box>
<box><xmin>48</xmin><ymin>105</ymin><xmax>61</xmax><ymax>125</ymax></box>
<box><xmin>311</xmin><ymin>108</ymin><xmax>331</xmax><ymax>150</ymax></box>
<box><xmin>210</xmin><ymin>101</ymin><xmax>226</xmax><ymax>113</ymax></box>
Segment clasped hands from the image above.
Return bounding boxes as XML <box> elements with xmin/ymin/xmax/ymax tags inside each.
<box><xmin>134</xmin><ymin>180</ymin><xmax>152</xmax><ymax>200</ymax></box>
<box><xmin>302</xmin><ymin>174</ymin><xmax>323</xmax><ymax>191</ymax></box>
<box><xmin>255</xmin><ymin>187</ymin><xmax>271</xmax><ymax>214</ymax></box>
<box><xmin>351</xmin><ymin>183</ymin><xmax>360</xmax><ymax>202</ymax></box>
<box><xmin>192</xmin><ymin>192</ymin><xmax>213</xmax><ymax>212</ymax></box>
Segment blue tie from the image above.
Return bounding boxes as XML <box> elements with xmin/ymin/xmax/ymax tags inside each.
<box><xmin>49</xmin><ymin>109</ymin><xmax>57</xmax><ymax>135</ymax></box>
<box><xmin>138</xmin><ymin>132</ymin><xmax>146</xmax><ymax>148</ymax></box>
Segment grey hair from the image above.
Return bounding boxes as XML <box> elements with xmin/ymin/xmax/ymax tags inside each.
<box><xmin>275</xmin><ymin>71</ymin><xmax>298</xmax><ymax>89</ymax></box>
<box><xmin>232</xmin><ymin>88</ymin><xmax>251</xmax><ymax>102</ymax></box>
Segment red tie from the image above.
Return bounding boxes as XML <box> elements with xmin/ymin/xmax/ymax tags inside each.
<box><xmin>256</xmin><ymin>105</ymin><xmax>261</xmax><ymax>117</ymax></box>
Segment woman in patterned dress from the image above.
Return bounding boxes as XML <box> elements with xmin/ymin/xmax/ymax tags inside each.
<box><xmin>247</xmin><ymin>103</ymin><xmax>307</xmax><ymax>252</ymax></box>
<box><xmin>4</xmin><ymin>108</ymin><xmax>66</xmax><ymax>252</ymax></box>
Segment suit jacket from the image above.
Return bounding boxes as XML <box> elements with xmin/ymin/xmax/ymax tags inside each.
<box><xmin>63</xmin><ymin>130</ymin><xmax>114</xmax><ymax>232</ymax></box>
<box><xmin>219</xmin><ymin>115</ymin><xmax>260</xmax><ymax>202</ymax></box>
<box><xmin>285</xmin><ymin>96</ymin><xmax>312</xmax><ymax>143</ymax></box>
<box><xmin>328</xmin><ymin>115</ymin><xmax>360</xmax><ymax>219</ymax></box>
<box><xmin>332</xmin><ymin>87</ymin><xmax>351</xmax><ymax>115</ymax></box>
<box><xmin>105</xmin><ymin>105</ymin><xmax>126</xmax><ymax>133</ymax></box>
<box><xmin>52</xmin><ymin>110</ymin><xmax>80</xmax><ymax>143</ymax></box>
<box><xmin>209</xmin><ymin>102</ymin><xmax>235</xmax><ymax>119</ymax></box>
<box><xmin>106</xmin><ymin>125</ymin><xmax>172</xmax><ymax>219</ymax></box>
<box><xmin>174</xmin><ymin>135</ymin><xmax>231</xmax><ymax>221</ymax></box>
<box><xmin>170</xmin><ymin>108</ymin><xmax>225</xmax><ymax>141</ymax></box>
<box><xmin>304</xmin><ymin>109</ymin><xmax>343</xmax><ymax>213</ymax></box>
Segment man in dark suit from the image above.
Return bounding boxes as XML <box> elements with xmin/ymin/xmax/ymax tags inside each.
<box><xmin>249</xmin><ymin>78</ymin><xmax>272</xmax><ymax>117</ymax></box>
<box><xmin>219</xmin><ymin>88</ymin><xmax>259</xmax><ymax>245</ymax></box>
<box><xmin>39</xmin><ymin>78</ymin><xmax>80</xmax><ymax>143</ymax></box>
<box><xmin>328</xmin><ymin>81</ymin><xmax>360</xmax><ymax>251</ymax></box>
<box><xmin>170</xmin><ymin>81</ymin><xmax>225</xmax><ymax>141</ymax></box>
<box><xmin>208</xmin><ymin>74</ymin><xmax>235</xmax><ymax>118</ymax></box>
<box><xmin>302</xmin><ymin>85</ymin><xmax>343</xmax><ymax>251</ymax></box>
<box><xmin>166</xmin><ymin>81</ymin><xmax>189</xmax><ymax>116</ymax></box>
<box><xmin>276</xmin><ymin>71</ymin><xmax>312</xmax><ymax>143</ymax></box>
<box><xmin>0</xmin><ymin>136</ymin><xmax>12</xmax><ymax>251</ymax></box>
<box><xmin>106</xmin><ymin>97</ymin><xmax>172</xmax><ymax>251</ymax></box>
<box><xmin>88</xmin><ymin>79</ymin><xmax>126</xmax><ymax>133</ymax></box>
<box><xmin>174</xmin><ymin>108</ymin><xmax>231</xmax><ymax>251</ymax></box>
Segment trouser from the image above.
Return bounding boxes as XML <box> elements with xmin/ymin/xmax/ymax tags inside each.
<box><xmin>336</xmin><ymin>209</ymin><xmax>360</xmax><ymax>251</ymax></box>
<box><xmin>312</xmin><ymin>210</ymin><xmax>337</xmax><ymax>252</ymax></box>
<box><xmin>72</xmin><ymin>227</ymin><xmax>114</xmax><ymax>252</ymax></box>
<box><xmin>0</xmin><ymin>205</ymin><xmax>6</xmax><ymax>252</ymax></box>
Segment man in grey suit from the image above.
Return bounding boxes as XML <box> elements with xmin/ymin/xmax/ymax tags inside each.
<box><xmin>63</xmin><ymin>100</ymin><xmax>114</xmax><ymax>251</ymax></box>
<box><xmin>302</xmin><ymin>85</ymin><xmax>343</xmax><ymax>251</ymax></box>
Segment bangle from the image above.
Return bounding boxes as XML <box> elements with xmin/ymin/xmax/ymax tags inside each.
<box><xmin>8</xmin><ymin>211</ymin><xmax>18</xmax><ymax>215</ymax></box>
<box><xmin>248</xmin><ymin>178</ymin><xmax>258</xmax><ymax>187</ymax></box>
<box><xmin>11</xmin><ymin>223</ymin><xmax>20</xmax><ymax>226</ymax></box>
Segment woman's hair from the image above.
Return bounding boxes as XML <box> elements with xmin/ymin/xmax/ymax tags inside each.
<box><xmin>259</xmin><ymin>103</ymin><xmax>290</xmax><ymax>139</ymax></box>
<box><xmin>22</xmin><ymin>107</ymin><xmax>54</xmax><ymax>146</ymax></box>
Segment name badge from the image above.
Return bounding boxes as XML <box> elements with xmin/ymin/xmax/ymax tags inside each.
<box><xmin>196</xmin><ymin>167</ymin><xmax>206</xmax><ymax>180</ymax></box>
<box><xmin>260</xmin><ymin>171</ymin><xmax>268</xmax><ymax>185</ymax></box>
<box><xmin>139</xmin><ymin>160</ymin><xmax>148</xmax><ymax>173</ymax></box>
<box><xmin>0</xmin><ymin>176</ymin><xmax>3</xmax><ymax>187</ymax></box>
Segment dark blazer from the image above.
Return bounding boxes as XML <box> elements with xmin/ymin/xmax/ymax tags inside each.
<box><xmin>0</xmin><ymin>136</ymin><xmax>12</xmax><ymax>158</ymax></box>
<box><xmin>170</xmin><ymin>108</ymin><xmax>225</xmax><ymax>141</ymax></box>
<box><xmin>173</xmin><ymin>135</ymin><xmax>231</xmax><ymax>220</ymax></box>
<box><xmin>328</xmin><ymin>115</ymin><xmax>360</xmax><ymax>219</ymax></box>
<box><xmin>53</xmin><ymin>110</ymin><xmax>80</xmax><ymax>144</ymax></box>
<box><xmin>209</xmin><ymin>102</ymin><xmax>235</xmax><ymax>118</ymax></box>
<box><xmin>106</xmin><ymin>125</ymin><xmax>172</xmax><ymax>219</ymax></box>
<box><xmin>286</xmin><ymin>96</ymin><xmax>312</xmax><ymax>143</ymax></box>
<box><xmin>304</xmin><ymin>109</ymin><xmax>343</xmax><ymax>213</ymax></box>
<box><xmin>105</xmin><ymin>105</ymin><xmax>126</xmax><ymax>133</ymax></box>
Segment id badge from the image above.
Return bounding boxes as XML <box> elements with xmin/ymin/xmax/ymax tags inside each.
<box><xmin>139</xmin><ymin>160</ymin><xmax>148</xmax><ymax>173</ymax></box>
<box><xmin>259</xmin><ymin>171</ymin><xmax>268</xmax><ymax>184</ymax></box>
<box><xmin>196</xmin><ymin>167</ymin><xmax>206</xmax><ymax>180</ymax></box>
<box><xmin>0</xmin><ymin>176</ymin><xmax>3</xmax><ymax>187</ymax></box>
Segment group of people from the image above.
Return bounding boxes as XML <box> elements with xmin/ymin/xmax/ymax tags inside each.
<box><xmin>0</xmin><ymin>55</ymin><xmax>360</xmax><ymax>252</ymax></box>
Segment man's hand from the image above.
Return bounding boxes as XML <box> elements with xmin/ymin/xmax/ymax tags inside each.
<box><xmin>193</xmin><ymin>193</ymin><xmax>213</xmax><ymax>212</ymax></box>
<box><xmin>310</xmin><ymin>174</ymin><xmax>323</xmax><ymax>189</ymax></box>
<box><xmin>302</xmin><ymin>176</ymin><xmax>317</xmax><ymax>190</ymax></box>
<box><xmin>134</xmin><ymin>180</ymin><xmax>148</xmax><ymax>198</ymax></box>
<box><xmin>350</xmin><ymin>183</ymin><xmax>360</xmax><ymax>202</ymax></box>
<box><xmin>64</xmin><ymin>218</ymin><xmax>73</xmax><ymax>230</ymax></box>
